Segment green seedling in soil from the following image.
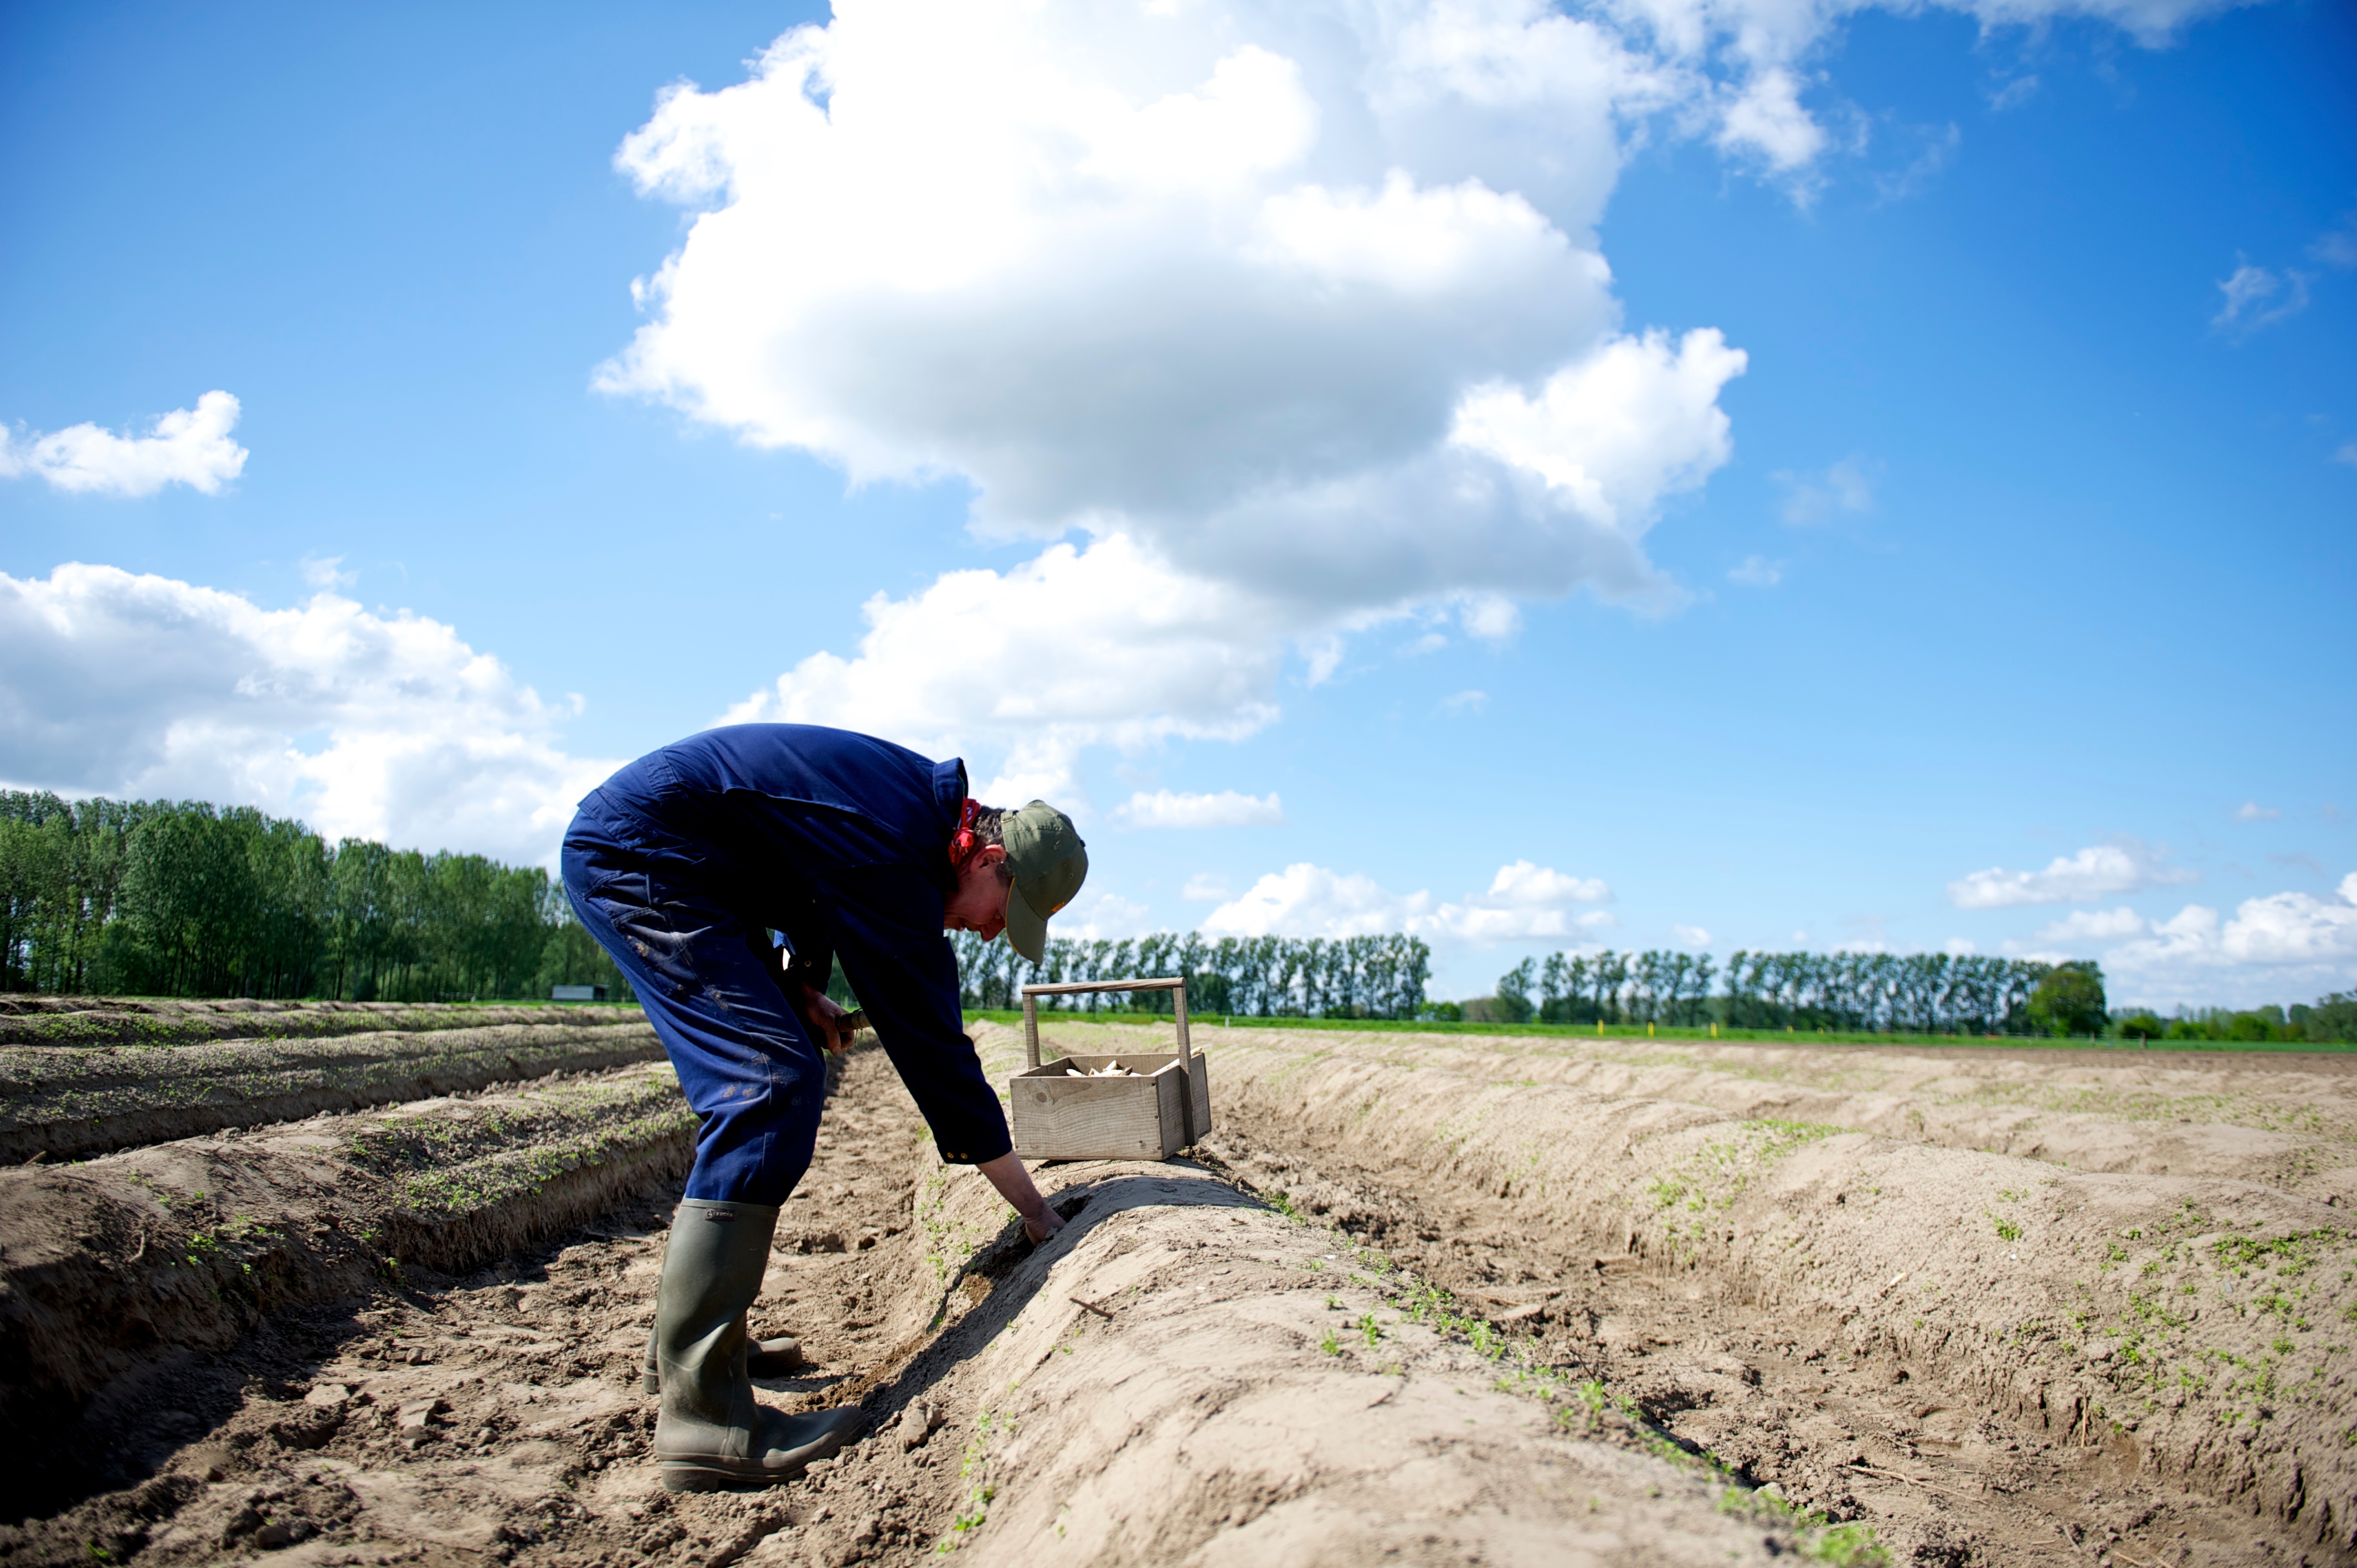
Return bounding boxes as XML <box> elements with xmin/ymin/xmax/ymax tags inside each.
<box><xmin>1320</xmin><ymin>1328</ymin><xmax>1342</xmax><ymax>1357</ymax></box>
<box><xmin>2212</xmin><ymin>1230</ymin><xmax>2344</xmax><ymax>1279</ymax></box>
<box><xmin>1803</xmin><ymin>1522</ymin><xmax>1890</xmax><ymax>1566</ymax></box>
<box><xmin>936</xmin><ymin>1484</ymin><xmax>997</xmax><ymax>1554</ymax></box>
<box><xmin>1358</xmin><ymin>1312</ymin><xmax>1383</xmax><ymax>1348</ymax></box>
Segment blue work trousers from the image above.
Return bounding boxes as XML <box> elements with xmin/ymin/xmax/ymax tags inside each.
<box><xmin>561</xmin><ymin>790</ymin><xmax>824</xmax><ymax>1206</ymax></box>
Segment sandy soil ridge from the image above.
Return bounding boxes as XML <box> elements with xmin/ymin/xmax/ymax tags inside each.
<box><xmin>1099</xmin><ymin>1024</ymin><xmax>2357</xmax><ymax>1552</ymax></box>
<box><xmin>893</xmin><ymin>1150</ymin><xmax>1828</xmax><ymax>1567</ymax></box>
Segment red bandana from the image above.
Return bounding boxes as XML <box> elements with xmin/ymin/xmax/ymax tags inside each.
<box><xmin>948</xmin><ymin>798</ymin><xmax>982</xmax><ymax>866</ymax></box>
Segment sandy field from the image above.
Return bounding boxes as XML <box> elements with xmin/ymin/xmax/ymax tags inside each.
<box><xmin>2</xmin><ymin>1002</ymin><xmax>2351</xmax><ymax>1568</ymax></box>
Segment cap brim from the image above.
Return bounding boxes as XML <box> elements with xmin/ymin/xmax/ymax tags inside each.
<box><xmin>1005</xmin><ymin>883</ymin><xmax>1049</xmax><ymax>964</ymax></box>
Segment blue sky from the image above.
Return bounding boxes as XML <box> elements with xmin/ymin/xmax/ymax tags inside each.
<box><xmin>2</xmin><ymin>0</ymin><xmax>2350</xmax><ymax>1009</ymax></box>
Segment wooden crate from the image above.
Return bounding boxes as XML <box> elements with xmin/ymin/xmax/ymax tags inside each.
<box><xmin>1006</xmin><ymin>978</ymin><xmax>1213</xmax><ymax>1162</ymax></box>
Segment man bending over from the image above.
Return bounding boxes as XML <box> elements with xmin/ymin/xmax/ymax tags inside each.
<box><xmin>563</xmin><ymin>723</ymin><xmax>1084</xmax><ymax>1492</ymax></box>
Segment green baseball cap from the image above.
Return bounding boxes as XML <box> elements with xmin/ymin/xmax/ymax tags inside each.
<box><xmin>1001</xmin><ymin>801</ymin><xmax>1088</xmax><ymax>963</ymax></box>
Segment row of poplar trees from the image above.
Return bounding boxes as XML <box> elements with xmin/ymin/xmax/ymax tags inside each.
<box><xmin>958</xmin><ymin>935</ymin><xmax>2065</xmax><ymax>1034</ymax></box>
<box><xmin>0</xmin><ymin>792</ymin><xmax>627</xmax><ymax>1002</ymax></box>
<box><xmin>1494</xmin><ymin>948</ymin><xmax>2063</xmax><ymax>1034</ymax></box>
<box><xmin>950</xmin><ymin>930</ymin><xmax>1434</xmax><ymax>1020</ymax></box>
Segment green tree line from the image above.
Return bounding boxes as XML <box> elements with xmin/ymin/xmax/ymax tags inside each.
<box><xmin>1468</xmin><ymin>947</ymin><xmax>2351</xmax><ymax>1042</ymax></box>
<box><xmin>2113</xmin><ymin>996</ymin><xmax>2356</xmax><ymax>1045</ymax></box>
<box><xmin>950</xmin><ymin>930</ymin><xmax>1433</xmax><ymax>1020</ymax></box>
<box><xmin>12</xmin><ymin>787</ymin><xmax>2341</xmax><ymax>1041</ymax></box>
<box><xmin>1477</xmin><ymin>948</ymin><xmax>2057</xmax><ymax>1034</ymax></box>
<box><xmin>0</xmin><ymin>791</ymin><xmax>630</xmax><ymax>1002</ymax></box>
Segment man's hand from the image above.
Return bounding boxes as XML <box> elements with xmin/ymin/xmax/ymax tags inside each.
<box><xmin>976</xmin><ymin>1152</ymin><xmax>1065</xmax><ymax>1245</ymax></box>
<box><xmin>797</xmin><ymin>983</ymin><xmax>854</xmax><ymax>1054</ymax></box>
<box><xmin>1022</xmin><ymin>1205</ymin><xmax>1067</xmax><ymax>1247</ymax></box>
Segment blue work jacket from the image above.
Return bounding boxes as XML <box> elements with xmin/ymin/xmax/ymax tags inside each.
<box><xmin>594</xmin><ymin>723</ymin><xmax>1008</xmax><ymax>1165</ymax></box>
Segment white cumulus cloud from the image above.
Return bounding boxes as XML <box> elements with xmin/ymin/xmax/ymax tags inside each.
<box><xmin>1946</xmin><ymin>838</ymin><xmax>2195</xmax><ymax>909</ymax></box>
<box><xmin>1483</xmin><ymin>859</ymin><xmax>1612</xmax><ymax>909</ymax></box>
<box><xmin>604</xmin><ymin>8</ymin><xmax>1749</xmax><ymax>616</ymax></box>
<box><xmin>609</xmin><ymin>0</ymin><xmax>2246</xmax><ymax>788</ymax></box>
<box><xmin>1115</xmin><ymin>788</ymin><xmax>1285</xmax><ymax>829</ymax></box>
<box><xmin>2234</xmin><ymin>800</ymin><xmax>2282</xmax><ymax>822</ymax></box>
<box><xmin>1713</xmin><ymin>66</ymin><xmax>1826</xmax><ymax>171</ymax></box>
<box><xmin>1203</xmin><ymin>857</ymin><xmax>1610</xmax><ymax>942</ymax></box>
<box><xmin>2034</xmin><ymin>906</ymin><xmax>2148</xmax><ymax>943</ymax></box>
<box><xmin>1202</xmin><ymin>864</ymin><xmax>1421</xmax><ymax>940</ymax></box>
<box><xmin>0</xmin><ymin>564</ymin><xmax>615</xmax><ymax>866</ymax></box>
<box><xmin>601</xmin><ymin>0</ymin><xmax>1756</xmax><ymax>777</ymax></box>
<box><xmin>1052</xmin><ymin>891</ymin><xmax>1156</xmax><ymax>940</ymax></box>
<box><xmin>1671</xmin><ymin>922</ymin><xmax>1712</xmax><ymax>946</ymax></box>
<box><xmin>719</xmin><ymin>534</ymin><xmax>1283</xmax><ymax>804</ymax></box>
<box><xmin>2107</xmin><ymin>876</ymin><xmax>2357</xmax><ymax>987</ymax></box>
<box><xmin>0</xmin><ymin>391</ymin><xmax>248</xmax><ymax>498</ymax></box>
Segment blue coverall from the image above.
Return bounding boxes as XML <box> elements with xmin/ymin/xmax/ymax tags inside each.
<box><xmin>560</xmin><ymin>724</ymin><xmax>1011</xmax><ymax>1206</ymax></box>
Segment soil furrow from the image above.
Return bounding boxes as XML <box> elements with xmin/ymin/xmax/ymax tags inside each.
<box><xmin>0</xmin><ymin>1022</ymin><xmax>665</xmax><ymax>1164</ymax></box>
<box><xmin>0</xmin><ymin>1062</ymin><xmax>697</xmax><ymax>1517</ymax></box>
<box><xmin>0</xmin><ymin>1000</ymin><xmax>646</xmax><ymax>1051</ymax></box>
<box><xmin>0</xmin><ymin>1044</ymin><xmax>976</xmax><ymax>1568</ymax></box>
<box><xmin>2</xmin><ymin>1014</ymin><xmax>665</xmax><ymax>1160</ymax></box>
<box><xmin>1162</xmin><ymin>1022</ymin><xmax>2357</xmax><ymax>1200</ymax></box>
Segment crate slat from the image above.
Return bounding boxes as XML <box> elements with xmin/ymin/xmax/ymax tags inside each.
<box><xmin>1010</xmin><ymin>1055</ymin><xmax>1186</xmax><ymax>1160</ymax></box>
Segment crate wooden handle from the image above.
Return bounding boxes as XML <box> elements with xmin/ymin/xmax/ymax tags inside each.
<box><xmin>1017</xmin><ymin>975</ymin><xmax>1197</xmax><ymax>1140</ymax></box>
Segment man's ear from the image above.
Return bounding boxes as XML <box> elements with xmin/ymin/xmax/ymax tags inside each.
<box><xmin>977</xmin><ymin>843</ymin><xmax>1009</xmax><ymax>868</ymax></box>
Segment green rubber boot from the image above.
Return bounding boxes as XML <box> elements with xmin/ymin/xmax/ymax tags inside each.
<box><xmin>642</xmin><ymin>1324</ymin><xmax>805</xmax><ymax>1394</ymax></box>
<box><xmin>654</xmin><ymin>1199</ymin><xmax>863</xmax><ymax>1492</ymax></box>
